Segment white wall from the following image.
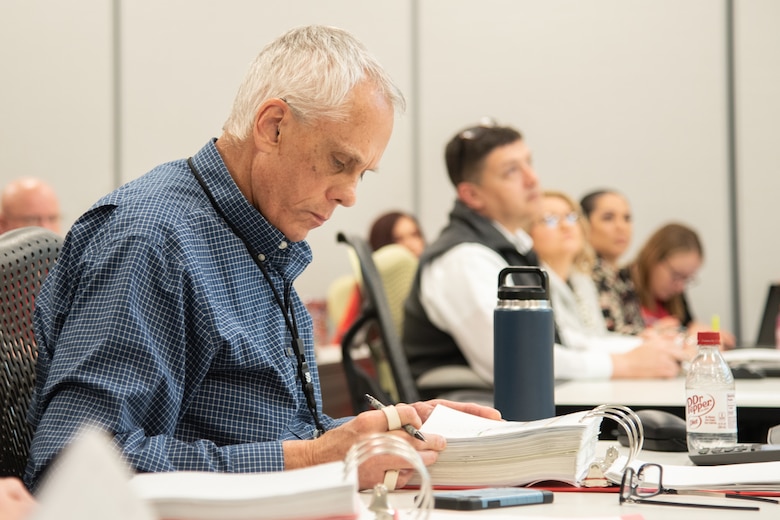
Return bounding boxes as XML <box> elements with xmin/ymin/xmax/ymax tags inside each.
<box><xmin>118</xmin><ymin>0</ymin><xmax>415</xmax><ymax>302</ymax></box>
<box><xmin>0</xmin><ymin>0</ymin><xmax>114</xmax><ymax>225</ymax></box>
<box><xmin>734</xmin><ymin>0</ymin><xmax>780</xmax><ymax>342</ymax></box>
<box><xmin>417</xmin><ymin>0</ymin><xmax>734</xmax><ymax>336</ymax></box>
<box><xmin>1</xmin><ymin>0</ymin><xmax>777</xmax><ymax>342</ymax></box>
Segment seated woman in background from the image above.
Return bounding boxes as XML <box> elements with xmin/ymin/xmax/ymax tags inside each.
<box><xmin>580</xmin><ymin>189</ymin><xmax>644</xmax><ymax>335</ymax></box>
<box><xmin>530</xmin><ymin>191</ymin><xmax>688</xmax><ymax>377</ymax></box>
<box><xmin>629</xmin><ymin>222</ymin><xmax>735</xmax><ymax>347</ymax></box>
<box><xmin>331</xmin><ymin>210</ymin><xmax>425</xmax><ymax>343</ymax></box>
<box><xmin>368</xmin><ymin>211</ymin><xmax>426</xmax><ymax>258</ymax></box>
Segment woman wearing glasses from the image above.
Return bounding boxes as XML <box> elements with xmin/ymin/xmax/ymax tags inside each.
<box><xmin>530</xmin><ymin>191</ymin><xmax>685</xmax><ymax>377</ymax></box>
<box><xmin>630</xmin><ymin>222</ymin><xmax>735</xmax><ymax>348</ymax></box>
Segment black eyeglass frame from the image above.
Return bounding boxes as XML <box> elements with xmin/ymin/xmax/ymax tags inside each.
<box><xmin>619</xmin><ymin>463</ymin><xmax>766</xmax><ymax>511</ymax></box>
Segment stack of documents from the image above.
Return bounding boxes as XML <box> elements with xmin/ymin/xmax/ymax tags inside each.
<box><xmin>410</xmin><ymin>405</ymin><xmax>602</xmax><ymax>487</ymax></box>
<box><xmin>129</xmin><ymin>462</ymin><xmax>360</xmax><ymax>520</ymax></box>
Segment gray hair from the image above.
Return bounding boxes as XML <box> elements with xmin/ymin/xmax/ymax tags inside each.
<box><xmin>222</xmin><ymin>25</ymin><xmax>405</xmax><ymax>139</ymax></box>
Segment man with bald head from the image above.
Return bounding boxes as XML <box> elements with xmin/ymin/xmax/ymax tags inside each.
<box><xmin>0</xmin><ymin>178</ymin><xmax>62</xmax><ymax>234</ymax></box>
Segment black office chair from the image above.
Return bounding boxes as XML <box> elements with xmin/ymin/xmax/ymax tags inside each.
<box><xmin>336</xmin><ymin>233</ymin><xmax>420</xmax><ymax>413</ymax></box>
<box><xmin>0</xmin><ymin>227</ymin><xmax>62</xmax><ymax>478</ymax></box>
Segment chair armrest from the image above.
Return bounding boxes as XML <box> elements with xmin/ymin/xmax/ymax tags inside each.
<box><xmin>416</xmin><ymin>365</ymin><xmax>492</xmax><ymax>391</ymax></box>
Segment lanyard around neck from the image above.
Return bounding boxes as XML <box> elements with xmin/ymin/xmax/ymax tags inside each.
<box><xmin>187</xmin><ymin>157</ymin><xmax>324</xmax><ymax>437</ymax></box>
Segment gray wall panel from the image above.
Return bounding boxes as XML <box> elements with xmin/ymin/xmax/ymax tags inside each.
<box><xmin>734</xmin><ymin>0</ymin><xmax>780</xmax><ymax>342</ymax></box>
<box><xmin>417</xmin><ymin>0</ymin><xmax>734</xmax><ymax>335</ymax></box>
<box><xmin>120</xmin><ymin>0</ymin><xmax>415</xmax><ymax>300</ymax></box>
<box><xmin>1</xmin><ymin>0</ymin><xmax>114</xmax><ymax>228</ymax></box>
<box><xmin>3</xmin><ymin>0</ymin><xmax>777</xmax><ymax>342</ymax></box>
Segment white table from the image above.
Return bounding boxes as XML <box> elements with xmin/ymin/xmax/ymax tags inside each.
<box><xmin>374</xmin><ymin>444</ymin><xmax>779</xmax><ymax>520</ymax></box>
<box><xmin>555</xmin><ymin>377</ymin><xmax>780</xmax><ymax>442</ymax></box>
<box><xmin>555</xmin><ymin>377</ymin><xmax>780</xmax><ymax>408</ymax></box>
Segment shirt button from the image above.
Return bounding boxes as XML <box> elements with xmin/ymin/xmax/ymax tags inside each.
<box><xmin>279</xmin><ymin>241</ymin><xmax>288</xmax><ymax>250</ymax></box>
<box><xmin>257</xmin><ymin>253</ymin><xmax>266</xmax><ymax>262</ymax></box>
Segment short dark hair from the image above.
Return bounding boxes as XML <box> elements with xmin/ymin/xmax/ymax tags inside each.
<box><xmin>444</xmin><ymin>123</ymin><xmax>523</xmax><ymax>187</ymax></box>
<box><xmin>580</xmin><ymin>189</ymin><xmax>613</xmax><ymax>219</ymax></box>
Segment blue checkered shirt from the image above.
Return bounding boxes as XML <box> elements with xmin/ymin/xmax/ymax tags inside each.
<box><xmin>25</xmin><ymin>140</ymin><xmax>345</xmax><ymax>490</ymax></box>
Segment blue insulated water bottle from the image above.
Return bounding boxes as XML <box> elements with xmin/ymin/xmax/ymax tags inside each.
<box><xmin>493</xmin><ymin>266</ymin><xmax>555</xmax><ymax>422</ymax></box>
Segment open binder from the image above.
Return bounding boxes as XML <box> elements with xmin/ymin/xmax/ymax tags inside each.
<box><xmin>31</xmin><ymin>409</ymin><xmax>642</xmax><ymax>520</ymax></box>
<box><xmin>408</xmin><ymin>404</ymin><xmax>643</xmax><ymax>489</ymax></box>
<box><xmin>129</xmin><ymin>434</ymin><xmax>434</xmax><ymax>520</ymax></box>
<box><xmin>129</xmin><ymin>461</ymin><xmax>360</xmax><ymax>520</ymax></box>
<box><xmin>32</xmin><ymin>429</ymin><xmax>434</xmax><ymax>520</ymax></box>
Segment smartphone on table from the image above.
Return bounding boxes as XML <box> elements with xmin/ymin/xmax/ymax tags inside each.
<box><xmin>431</xmin><ymin>487</ymin><xmax>553</xmax><ymax>510</ymax></box>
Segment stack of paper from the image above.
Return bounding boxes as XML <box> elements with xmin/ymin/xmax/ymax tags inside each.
<box><xmin>129</xmin><ymin>461</ymin><xmax>359</xmax><ymax>520</ymax></box>
<box><xmin>410</xmin><ymin>405</ymin><xmax>602</xmax><ymax>487</ymax></box>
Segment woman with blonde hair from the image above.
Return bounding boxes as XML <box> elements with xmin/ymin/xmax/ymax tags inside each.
<box><xmin>530</xmin><ymin>191</ymin><xmax>686</xmax><ymax>377</ymax></box>
<box><xmin>531</xmin><ymin>191</ymin><xmax>621</xmax><ymax>347</ymax></box>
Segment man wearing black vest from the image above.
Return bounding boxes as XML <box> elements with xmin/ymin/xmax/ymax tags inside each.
<box><xmin>403</xmin><ymin>122</ymin><xmax>684</xmax><ymax>391</ymax></box>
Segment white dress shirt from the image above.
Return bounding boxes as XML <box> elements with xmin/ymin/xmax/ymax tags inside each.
<box><xmin>419</xmin><ymin>223</ymin><xmax>615</xmax><ymax>381</ymax></box>
<box><xmin>546</xmin><ymin>266</ymin><xmax>642</xmax><ymax>355</ymax></box>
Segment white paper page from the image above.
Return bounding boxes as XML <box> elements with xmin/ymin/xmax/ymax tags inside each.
<box><xmin>420</xmin><ymin>404</ymin><xmax>590</xmax><ymax>439</ymax></box>
<box><xmin>723</xmin><ymin>349</ymin><xmax>780</xmax><ymax>363</ymax></box>
<box><xmin>130</xmin><ymin>460</ymin><xmax>351</xmax><ymax>502</ymax></box>
<box><xmin>606</xmin><ymin>456</ymin><xmax>780</xmax><ymax>490</ymax></box>
<box><xmin>31</xmin><ymin>428</ymin><xmax>155</xmax><ymax>520</ymax></box>
<box><xmin>130</xmin><ymin>461</ymin><xmax>359</xmax><ymax>520</ymax></box>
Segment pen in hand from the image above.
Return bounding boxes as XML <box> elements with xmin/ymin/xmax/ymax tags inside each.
<box><xmin>364</xmin><ymin>393</ymin><xmax>426</xmax><ymax>441</ymax></box>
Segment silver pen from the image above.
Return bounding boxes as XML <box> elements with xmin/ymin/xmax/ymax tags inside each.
<box><xmin>364</xmin><ymin>393</ymin><xmax>426</xmax><ymax>441</ymax></box>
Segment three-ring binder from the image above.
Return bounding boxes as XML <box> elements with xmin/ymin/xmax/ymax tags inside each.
<box><xmin>582</xmin><ymin>404</ymin><xmax>644</xmax><ymax>487</ymax></box>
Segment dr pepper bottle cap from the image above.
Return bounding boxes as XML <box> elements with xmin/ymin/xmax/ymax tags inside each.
<box><xmin>697</xmin><ymin>331</ymin><xmax>721</xmax><ymax>345</ymax></box>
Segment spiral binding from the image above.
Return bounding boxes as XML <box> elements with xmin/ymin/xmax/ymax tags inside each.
<box><xmin>344</xmin><ymin>434</ymin><xmax>432</xmax><ymax>520</ymax></box>
<box><xmin>581</xmin><ymin>404</ymin><xmax>644</xmax><ymax>487</ymax></box>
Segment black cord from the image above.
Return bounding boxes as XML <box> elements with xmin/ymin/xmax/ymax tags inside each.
<box><xmin>187</xmin><ymin>157</ymin><xmax>325</xmax><ymax>437</ymax></box>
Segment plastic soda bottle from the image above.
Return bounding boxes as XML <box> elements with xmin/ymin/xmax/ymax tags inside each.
<box><xmin>685</xmin><ymin>331</ymin><xmax>737</xmax><ymax>452</ymax></box>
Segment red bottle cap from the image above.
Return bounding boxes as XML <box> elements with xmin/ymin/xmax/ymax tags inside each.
<box><xmin>698</xmin><ymin>331</ymin><xmax>721</xmax><ymax>345</ymax></box>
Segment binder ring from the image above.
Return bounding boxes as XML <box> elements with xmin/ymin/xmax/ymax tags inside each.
<box><xmin>584</xmin><ymin>404</ymin><xmax>644</xmax><ymax>471</ymax></box>
<box><xmin>345</xmin><ymin>433</ymin><xmax>432</xmax><ymax>520</ymax></box>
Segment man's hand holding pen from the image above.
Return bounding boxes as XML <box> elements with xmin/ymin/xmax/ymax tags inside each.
<box><xmin>365</xmin><ymin>394</ymin><xmax>427</xmax><ymax>441</ymax></box>
<box><xmin>361</xmin><ymin>398</ymin><xmax>500</xmax><ymax>490</ymax></box>
<box><xmin>291</xmin><ymin>398</ymin><xmax>499</xmax><ymax>490</ymax></box>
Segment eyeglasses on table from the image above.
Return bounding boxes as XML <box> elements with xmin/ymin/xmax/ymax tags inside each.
<box><xmin>619</xmin><ymin>462</ymin><xmax>777</xmax><ymax>511</ymax></box>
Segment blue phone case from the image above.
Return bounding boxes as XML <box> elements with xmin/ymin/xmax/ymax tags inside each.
<box><xmin>432</xmin><ymin>488</ymin><xmax>553</xmax><ymax>510</ymax></box>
